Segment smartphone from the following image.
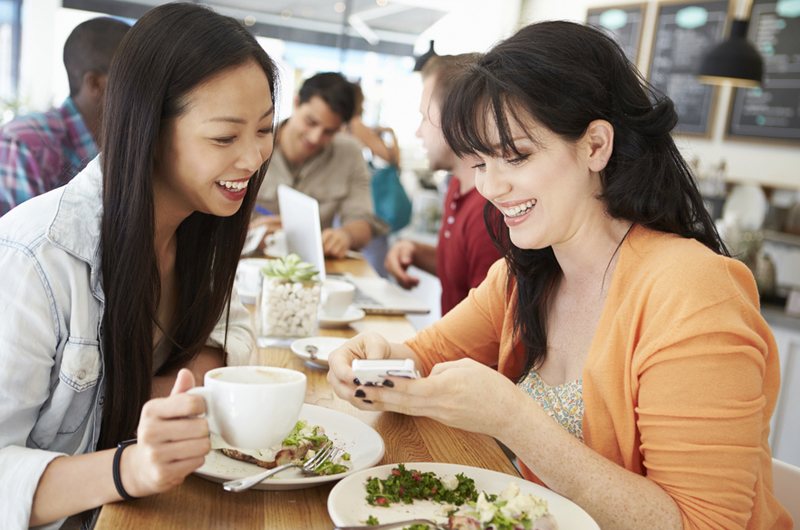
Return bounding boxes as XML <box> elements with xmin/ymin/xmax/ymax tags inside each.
<box><xmin>351</xmin><ymin>358</ymin><xmax>419</xmax><ymax>386</ymax></box>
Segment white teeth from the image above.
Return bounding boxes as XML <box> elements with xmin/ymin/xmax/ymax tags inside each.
<box><xmin>499</xmin><ymin>199</ymin><xmax>536</xmax><ymax>218</ymax></box>
<box><xmin>217</xmin><ymin>180</ymin><xmax>248</xmax><ymax>191</ymax></box>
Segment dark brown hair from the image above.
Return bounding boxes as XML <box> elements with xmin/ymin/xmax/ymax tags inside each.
<box><xmin>421</xmin><ymin>53</ymin><xmax>482</xmax><ymax>106</ymax></box>
<box><xmin>350</xmin><ymin>82</ymin><xmax>364</xmax><ymax>118</ymax></box>
<box><xmin>98</xmin><ymin>3</ymin><xmax>277</xmax><ymax>450</ymax></box>
<box><xmin>440</xmin><ymin>21</ymin><xmax>727</xmax><ymax>377</ymax></box>
<box><xmin>298</xmin><ymin>72</ymin><xmax>356</xmax><ymax>122</ymax></box>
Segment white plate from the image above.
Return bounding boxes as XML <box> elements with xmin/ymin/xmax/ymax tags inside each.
<box><xmin>194</xmin><ymin>404</ymin><xmax>384</xmax><ymax>490</ymax></box>
<box><xmin>290</xmin><ymin>337</ymin><xmax>350</xmax><ymax>369</ymax></box>
<box><xmin>723</xmin><ymin>183</ymin><xmax>768</xmax><ymax>231</ymax></box>
<box><xmin>328</xmin><ymin>463</ymin><xmax>599</xmax><ymax>529</ymax></box>
<box><xmin>318</xmin><ymin>305</ymin><xmax>366</xmax><ymax>328</ymax></box>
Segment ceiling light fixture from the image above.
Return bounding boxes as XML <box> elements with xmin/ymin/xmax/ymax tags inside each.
<box><xmin>414</xmin><ymin>40</ymin><xmax>436</xmax><ymax>72</ymax></box>
<box><xmin>349</xmin><ymin>14</ymin><xmax>380</xmax><ymax>45</ymax></box>
<box><xmin>697</xmin><ymin>1</ymin><xmax>764</xmax><ymax>87</ymax></box>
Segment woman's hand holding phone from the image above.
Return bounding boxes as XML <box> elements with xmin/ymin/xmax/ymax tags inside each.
<box><xmin>326</xmin><ymin>331</ymin><xmax>394</xmax><ymax>399</ymax></box>
<box><xmin>327</xmin><ymin>334</ymin><xmax>526</xmax><ymax>438</ymax></box>
<box><xmin>351</xmin><ymin>358</ymin><xmax>419</xmax><ymax>386</ymax></box>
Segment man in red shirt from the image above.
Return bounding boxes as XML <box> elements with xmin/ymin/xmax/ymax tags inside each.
<box><xmin>384</xmin><ymin>54</ymin><xmax>502</xmax><ymax>315</ymax></box>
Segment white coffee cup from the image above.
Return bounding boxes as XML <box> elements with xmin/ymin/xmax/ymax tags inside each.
<box><xmin>187</xmin><ymin>366</ymin><xmax>306</xmax><ymax>449</ymax></box>
<box><xmin>236</xmin><ymin>259</ymin><xmax>270</xmax><ymax>292</ymax></box>
<box><xmin>320</xmin><ymin>279</ymin><xmax>355</xmax><ymax>318</ymax></box>
<box><xmin>264</xmin><ymin>229</ymin><xmax>288</xmax><ymax>257</ymax></box>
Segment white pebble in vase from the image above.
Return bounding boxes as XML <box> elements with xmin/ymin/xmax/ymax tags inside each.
<box><xmin>257</xmin><ymin>278</ymin><xmax>321</xmax><ymax>341</ymax></box>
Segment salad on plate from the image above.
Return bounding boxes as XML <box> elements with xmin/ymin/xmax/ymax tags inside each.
<box><xmin>362</xmin><ymin>464</ymin><xmax>558</xmax><ymax>530</ymax></box>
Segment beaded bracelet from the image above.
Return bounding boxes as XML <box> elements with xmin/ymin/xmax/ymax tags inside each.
<box><xmin>113</xmin><ymin>439</ymin><xmax>138</xmax><ymax>501</ymax></box>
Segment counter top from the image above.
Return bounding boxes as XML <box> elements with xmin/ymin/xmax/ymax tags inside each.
<box><xmin>761</xmin><ymin>303</ymin><xmax>800</xmax><ymax>331</ymax></box>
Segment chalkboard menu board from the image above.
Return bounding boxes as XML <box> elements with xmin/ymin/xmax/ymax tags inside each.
<box><xmin>649</xmin><ymin>0</ymin><xmax>730</xmax><ymax>135</ymax></box>
<box><xmin>587</xmin><ymin>4</ymin><xmax>647</xmax><ymax>64</ymax></box>
<box><xmin>727</xmin><ymin>0</ymin><xmax>800</xmax><ymax>142</ymax></box>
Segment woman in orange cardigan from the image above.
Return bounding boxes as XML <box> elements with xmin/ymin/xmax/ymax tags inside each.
<box><xmin>328</xmin><ymin>20</ymin><xmax>791</xmax><ymax>529</ymax></box>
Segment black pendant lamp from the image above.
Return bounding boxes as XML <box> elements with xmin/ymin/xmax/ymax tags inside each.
<box><xmin>697</xmin><ymin>19</ymin><xmax>764</xmax><ymax>88</ymax></box>
<box><xmin>414</xmin><ymin>40</ymin><xmax>437</xmax><ymax>72</ymax></box>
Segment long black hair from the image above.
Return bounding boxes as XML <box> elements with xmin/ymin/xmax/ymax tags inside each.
<box><xmin>98</xmin><ymin>3</ymin><xmax>278</xmax><ymax>450</ymax></box>
<box><xmin>440</xmin><ymin>21</ymin><xmax>726</xmax><ymax>378</ymax></box>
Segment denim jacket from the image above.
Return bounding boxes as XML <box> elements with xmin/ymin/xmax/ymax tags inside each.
<box><xmin>0</xmin><ymin>157</ymin><xmax>256</xmax><ymax>529</ymax></box>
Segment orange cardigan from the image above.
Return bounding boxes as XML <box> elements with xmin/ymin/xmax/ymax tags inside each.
<box><xmin>406</xmin><ymin>225</ymin><xmax>791</xmax><ymax>530</ymax></box>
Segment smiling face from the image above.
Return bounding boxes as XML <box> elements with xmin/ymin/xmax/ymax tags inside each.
<box><xmin>280</xmin><ymin>95</ymin><xmax>344</xmax><ymax>163</ymax></box>
<box><xmin>416</xmin><ymin>74</ymin><xmax>455</xmax><ymax>172</ymax></box>
<box><xmin>153</xmin><ymin>60</ymin><xmax>274</xmax><ymax>220</ymax></box>
<box><xmin>473</xmin><ymin>110</ymin><xmax>610</xmax><ymax>251</ymax></box>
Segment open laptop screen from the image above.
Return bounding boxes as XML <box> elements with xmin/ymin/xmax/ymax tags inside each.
<box><xmin>277</xmin><ymin>185</ymin><xmax>429</xmax><ymax>315</ymax></box>
<box><xmin>277</xmin><ymin>184</ymin><xmax>326</xmax><ymax>282</ymax></box>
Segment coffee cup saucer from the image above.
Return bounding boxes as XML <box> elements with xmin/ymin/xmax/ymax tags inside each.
<box><xmin>289</xmin><ymin>336</ymin><xmax>350</xmax><ymax>369</ymax></box>
<box><xmin>318</xmin><ymin>305</ymin><xmax>366</xmax><ymax>328</ymax></box>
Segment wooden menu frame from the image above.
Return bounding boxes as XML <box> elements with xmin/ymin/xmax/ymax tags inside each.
<box><xmin>725</xmin><ymin>0</ymin><xmax>800</xmax><ymax>144</ymax></box>
<box><xmin>586</xmin><ymin>3</ymin><xmax>648</xmax><ymax>65</ymax></box>
<box><xmin>648</xmin><ymin>0</ymin><xmax>733</xmax><ymax>137</ymax></box>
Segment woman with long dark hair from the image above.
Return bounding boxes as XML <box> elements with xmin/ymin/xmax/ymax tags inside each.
<box><xmin>328</xmin><ymin>21</ymin><xmax>790</xmax><ymax>528</ymax></box>
<box><xmin>0</xmin><ymin>3</ymin><xmax>277</xmax><ymax>527</ymax></box>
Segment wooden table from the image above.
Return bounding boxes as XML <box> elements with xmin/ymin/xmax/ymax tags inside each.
<box><xmin>95</xmin><ymin>258</ymin><xmax>519</xmax><ymax>529</ymax></box>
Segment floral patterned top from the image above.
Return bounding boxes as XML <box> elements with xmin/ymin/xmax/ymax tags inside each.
<box><xmin>518</xmin><ymin>370</ymin><xmax>585</xmax><ymax>443</ymax></box>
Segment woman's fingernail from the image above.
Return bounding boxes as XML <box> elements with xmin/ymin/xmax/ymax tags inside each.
<box><xmin>363</xmin><ymin>399</ymin><xmax>373</xmax><ymax>404</ymax></box>
<box><xmin>382</xmin><ymin>380</ymin><xmax>394</xmax><ymax>388</ymax></box>
<box><xmin>353</xmin><ymin>378</ymin><xmax>361</xmax><ymax>386</ymax></box>
<box><xmin>355</xmin><ymin>389</ymin><xmax>366</xmax><ymax>398</ymax></box>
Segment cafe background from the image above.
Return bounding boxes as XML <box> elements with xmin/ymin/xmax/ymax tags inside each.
<box><xmin>2</xmin><ymin>0</ymin><xmax>799</xmax><ymax>467</ymax></box>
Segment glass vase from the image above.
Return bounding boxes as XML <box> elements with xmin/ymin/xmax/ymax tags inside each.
<box><xmin>257</xmin><ymin>278</ymin><xmax>321</xmax><ymax>340</ymax></box>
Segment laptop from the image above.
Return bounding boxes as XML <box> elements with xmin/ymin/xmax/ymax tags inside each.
<box><xmin>278</xmin><ymin>184</ymin><xmax>430</xmax><ymax>315</ymax></box>
<box><xmin>241</xmin><ymin>223</ymin><xmax>268</xmax><ymax>256</ymax></box>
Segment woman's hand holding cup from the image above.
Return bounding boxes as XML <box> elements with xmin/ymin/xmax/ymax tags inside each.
<box><xmin>187</xmin><ymin>366</ymin><xmax>306</xmax><ymax>449</ymax></box>
<box><xmin>123</xmin><ymin>369</ymin><xmax>212</xmax><ymax>497</ymax></box>
<box><xmin>121</xmin><ymin>366</ymin><xmax>307</xmax><ymax>499</ymax></box>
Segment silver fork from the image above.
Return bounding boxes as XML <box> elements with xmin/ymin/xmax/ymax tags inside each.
<box><xmin>222</xmin><ymin>443</ymin><xmax>338</xmax><ymax>492</ymax></box>
<box><xmin>334</xmin><ymin>519</ymin><xmax>449</xmax><ymax>530</ymax></box>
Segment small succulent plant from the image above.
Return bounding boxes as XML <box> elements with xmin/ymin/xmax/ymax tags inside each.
<box><xmin>261</xmin><ymin>253</ymin><xmax>319</xmax><ymax>282</ymax></box>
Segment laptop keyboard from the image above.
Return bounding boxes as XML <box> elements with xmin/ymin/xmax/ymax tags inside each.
<box><xmin>327</xmin><ymin>273</ymin><xmax>384</xmax><ymax>308</ymax></box>
<box><xmin>351</xmin><ymin>284</ymin><xmax>382</xmax><ymax>308</ymax></box>
<box><xmin>327</xmin><ymin>273</ymin><xmax>429</xmax><ymax>315</ymax></box>
<box><xmin>350</xmin><ymin>283</ymin><xmax>412</xmax><ymax>315</ymax></box>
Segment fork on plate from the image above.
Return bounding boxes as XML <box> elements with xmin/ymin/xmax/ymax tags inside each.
<box><xmin>333</xmin><ymin>519</ymin><xmax>449</xmax><ymax>530</ymax></box>
<box><xmin>222</xmin><ymin>442</ymin><xmax>338</xmax><ymax>492</ymax></box>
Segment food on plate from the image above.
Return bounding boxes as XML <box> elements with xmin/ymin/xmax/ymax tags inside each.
<box><xmin>364</xmin><ymin>465</ymin><xmax>558</xmax><ymax>530</ymax></box>
<box><xmin>365</xmin><ymin>463</ymin><xmax>478</xmax><ymax>507</ymax></box>
<box><xmin>457</xmin><ymin>481</ymin><xmax>558</xmax><ymax>530</ymax></box>
<box><xmin>212</xmin><ymin>419</ymin><xmax>350</xmax><ymax>476</ymax></box>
